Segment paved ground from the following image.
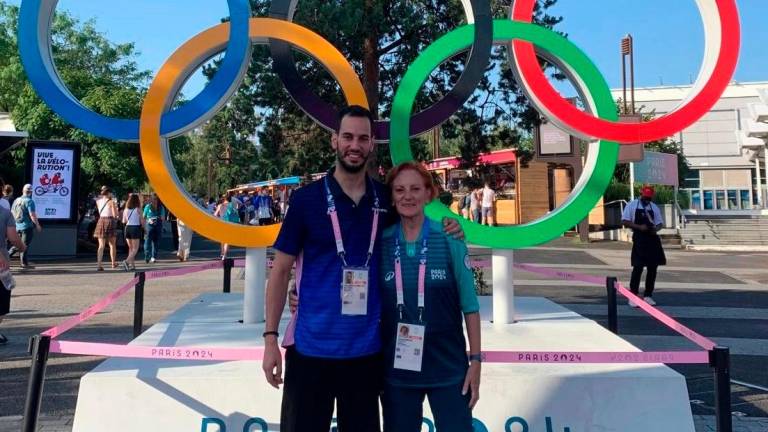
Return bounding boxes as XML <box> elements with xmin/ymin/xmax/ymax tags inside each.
<box><xmin>0</xmin><ymin>236</ymin><xmax>766</xmax><ymax>431</ymax></box>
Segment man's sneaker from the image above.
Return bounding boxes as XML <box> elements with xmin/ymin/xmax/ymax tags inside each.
<box><xmin>644</xmin><ymin>297</ymin><xmax>657</xmax><ymax>306</ymax></box>
<box><xmin>20</xmin><ymin>264</ymin><xmax>35</xmax><ymax>270</ymax></box>
<box><xmin>150</xmin><ymin>258</ymin><xmax>156</xmax><ymax>264</ymax></box>
<box><xmin>0</xmin><ymin>334</ymin><xmax>7</xmax><ymax>345</ymax></box>
<box><xmin>628</xmin><ymin>299</ymin><xmax>639</xmax><ymax>308</ymax></box>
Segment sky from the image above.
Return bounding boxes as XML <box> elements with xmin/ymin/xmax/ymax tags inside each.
<box><xmin>7</xmin><ymin>0</ymin><xmax>768</xmax><ymax>100</ymax></box>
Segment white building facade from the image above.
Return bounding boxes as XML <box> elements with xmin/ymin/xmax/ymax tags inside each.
<box><xmin>612</xmin><ymin>81</ymin><xmax>768</xmax><ymax>214</ymax></box>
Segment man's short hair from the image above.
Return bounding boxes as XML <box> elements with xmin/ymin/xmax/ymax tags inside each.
<box><xmin>336</xmin><ymin>105</ymin><xmax>374</xmax><ymax>135</ymax></box>
<box><xmin>4</xmin><ymin>184</ymin><xmax>14</xmax><ymax>195</ymax></box>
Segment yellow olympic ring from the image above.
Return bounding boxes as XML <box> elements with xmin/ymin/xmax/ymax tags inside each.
<box><xmin>140</xmin><ymin>18</ymin><xmax>369</xmax><ymax>247</ymax></box>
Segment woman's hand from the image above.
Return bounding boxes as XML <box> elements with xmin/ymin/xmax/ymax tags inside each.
<box><xmin>462</xmin><ymin>361</ymin><xmax>481</xmax><ymax>409</ymax></box>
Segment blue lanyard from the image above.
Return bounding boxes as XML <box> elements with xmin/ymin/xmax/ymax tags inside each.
<box><xmin>323</xmin><ymin>175</ymin><xmax>381</xmax><ymax>267</ymax></box>
<box><xmin>394</xmin><ymin>219</ymin><xmax>429</xmax><ymax>322</ymax></box>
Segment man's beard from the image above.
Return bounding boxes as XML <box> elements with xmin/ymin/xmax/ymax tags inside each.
<box><xmin>337</xmin><ymin>149</ymin><xmax>369</xmax><ymax>174</ymax></box>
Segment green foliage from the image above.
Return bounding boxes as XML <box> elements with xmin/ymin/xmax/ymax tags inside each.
<box><xmin>0</xmin><ymin>2</ymin><xmax>152</xmax><ymax>200</ymax></box>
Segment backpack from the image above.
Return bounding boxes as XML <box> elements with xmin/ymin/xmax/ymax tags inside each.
<box><xmin>11</xmin><ymin>198</ymin><xmax>28</xmax><ymax>223</ymax></box>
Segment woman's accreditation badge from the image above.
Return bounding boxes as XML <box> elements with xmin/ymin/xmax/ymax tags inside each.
<box><xmin>394</xmin><ymin>322</ymin><xmax>425</xmax><ymax>372</ymax></box>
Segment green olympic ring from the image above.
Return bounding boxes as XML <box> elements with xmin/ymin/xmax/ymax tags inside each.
<box><xmin>390</xmin><ymin>19</ymin><xmax>619</xmax><ymax>249</ymax></box>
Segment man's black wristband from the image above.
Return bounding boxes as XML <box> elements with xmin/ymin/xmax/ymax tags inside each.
<box><xmin>263</xmin><ymin>331</ymin><xmax>279</xmax><ymax>338</ymax></box>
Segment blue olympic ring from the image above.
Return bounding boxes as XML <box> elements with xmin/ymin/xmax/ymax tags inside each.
<box><xmin>17</xmin><ymin>0</ymin><xmax>252</xmax><ymax>142</ymax></box>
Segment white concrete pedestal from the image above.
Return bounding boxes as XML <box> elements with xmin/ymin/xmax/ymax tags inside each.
<box><xmin>72</xmin><ymin>295</ymin><xmax>695</xmax><ymax>432</ymax></box>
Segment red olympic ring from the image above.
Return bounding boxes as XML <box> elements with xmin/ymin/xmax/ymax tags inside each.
<box><xmin>510</xmin><ymin>0</ymin><xmax>740</xmax><ymax>144</ymax></box>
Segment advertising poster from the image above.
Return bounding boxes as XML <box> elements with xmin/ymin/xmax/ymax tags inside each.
<box><xmin>25</xmin><ymin>141</ymin><xmax>80</xmax><ymax>223</ymax></box>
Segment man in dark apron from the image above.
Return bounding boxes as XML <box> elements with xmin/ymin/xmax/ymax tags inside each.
<box><xmin>621</xmin><ymin>185</ymin><xmax>666</xmax><ymax>307</ymax></box>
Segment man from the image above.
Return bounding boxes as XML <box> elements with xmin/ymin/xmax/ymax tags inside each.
<box><xmin>263</xmin><ymin>105</ymin><xmax>462</xmax><ymax>431</ymax></box>
<box><xmin>481</xmin><ymin>182</ymin><xmax>495</xmax><ymax>226</ymax></box>
<box><xmin>10</xmin><ymin>184</ymin><xmax>42</xmax><ymax>269</ymax></box>
<box><xmin>621</xmin><ymin>185</ymin><xmax>666</xmax><ymax>307</ymax></box>
<box><xmin>1</xmin><ymin>203</ymin><xmax>26</xmax><ymax>344</ymax></box>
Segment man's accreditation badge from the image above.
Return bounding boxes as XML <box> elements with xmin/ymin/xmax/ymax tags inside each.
<box><xmin>341</xmin><ymin>267</ymin><xmax>368</xmax><ymax>315</ymax></box>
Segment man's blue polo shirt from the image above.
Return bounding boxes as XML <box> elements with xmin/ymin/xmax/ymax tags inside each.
<box><xmin>274</xmin><ymin>169</ymin><xmax>391</xmax><ymax>359</ymax></box>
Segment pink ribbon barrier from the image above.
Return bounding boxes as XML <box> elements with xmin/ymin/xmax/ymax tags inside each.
<box><xmin>144</xmin><ymin>260</ymin><xmax>223</xmax><ymax>280</ymax></box>
<box><xmin>50</xmin><ymin>340</ymin><xmax>267</xmax><ymax>361</ymax></box>
<box><xmin>48</xmin><ymin>339</ymin><xmax>708</xmax><ymax>365</ymax></box>
<box><xmin>482</xmin><ymin>350</ymin><xmax>710</xmax><ymax>364</ymax></box>
<box><xmin>42</xmin><ymin>277</ymin><xmax>140</xmax><ymax>339</ymax></box>
<box><xmin>614</xmin><ymin>282</ymin><xmax>717</xmax><ymax>351</ymax></box>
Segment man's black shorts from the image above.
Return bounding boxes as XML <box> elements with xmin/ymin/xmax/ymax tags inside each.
<box><xmin>280</xmin><ymin>347</ymin><xmax>382</xmax><ymax>432</ymax></box>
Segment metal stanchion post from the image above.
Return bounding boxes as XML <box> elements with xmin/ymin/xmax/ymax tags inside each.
<box><xmin>606</xmin><ymin>276</ymin><xmax>618</xmax><ymax>334</ymax></box>
<box><xmin>22</xmin><ymin>335</ymin><xmax>51</xmax><ymax>432</ymax></box>
<box><xmin>223</xmin><ymin>258</ymin><xmax>233</xmax><ymax>293</ymax></box>
<box><xmin>133</xmin><ymin>272</ymin><xmax>146</xmax><ymax>339</ymax></box>
<box><xmin>710</xmin><ymin>346</ymin><xmax>733</xmax><ymax>432</ymax></box>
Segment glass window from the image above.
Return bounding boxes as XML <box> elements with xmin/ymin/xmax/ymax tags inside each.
<box><xmin>716</xmin><ymin>190</ymin><xmax>727</xmax><ymax>209</ymax></box>
<box><xmin>740</xmin><ymin>190</ymin><xmax>751</xmax><ymax>210</ymax></box>
<box><xmin>691</xmin><ymin>190</ymin><xmax>701</xmax><ymax>210</ymax></box>
<box><xmin>683</xmin><ymin>169</ymin><xmax>700</xmax><ymax>189</ymax></box>
<box><xmin>727</xmin><ymin>190</ymin><xmax>738</xmax><ymax>209</ymax></box>
<box><xmin>703</xmin><ymin>190</ymin><xmax>714</xmax><ymax>210</ymax></box>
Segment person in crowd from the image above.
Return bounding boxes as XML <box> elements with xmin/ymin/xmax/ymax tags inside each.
<box><xmin>470</xmin><ymin>186</ymin><xmax>481</xmax><ymax>223</ymax></box>
<box><xmin>379</xmin><ymin>162</ymin><xmax>481</xmax><ymax>431</ymax></box>
<box><xmin>621</xmin><ymin>185</ymin><xmax>666</xmax><ymax>307</ymax></box>
<box><xmin>121</xmin><ymin>193</ymin><xmax>144</xmax><ymax>271</ymax></box>
<box><xmin>94</xmin><ymin>186</ymin><xmax>119</xmax><ymax>271</ymax></box>
<box><xmin>257</xmin><ymin>188</ymin><xmax>274</xmax><ymax>226</ymax></box>
<box><xmin>0</xmin><ymin>204</ymin><xmax>26</xmax><ymax>344</ymax></box>
<box><xmin>207</xmin><ymin>197</ymin><xmax>217</xmax><ymax>214</ymax></box>
<box><xmin>176</xmin><ymin>218</ymin><xmax>193</xmax><ymax>262</ymax></box>
<box><xmin>262</xmin><ymin>105</ymin><xmax>463</xmax><ymax>432</ymax></box>
<box><xmin>167</xmin><ymin>211</ymin><xmax>179</xmax><ymax>252</ymax></box>
<box><xmin>143</xmin><ymin>194</ymin><xmax>165</xmax><ymax>264</ymax></box>
<box><xmin>215</xmin><ymin>192</ymin><xmax>241</xmax><ymax>260</ymax></box>
<box><xmin>0</xmin><ymin>184</ymin><xmax>12</xmax><ymax>211</ymax></box>
<box><xmin>10</xmin><ymin>184</ymin><xmax>42</xmax><ymax>269</ymax></box>
<box><xmin>481</xmin><ymin>182</ymin><xmax>496</xmax><ymax>226</ymax></box>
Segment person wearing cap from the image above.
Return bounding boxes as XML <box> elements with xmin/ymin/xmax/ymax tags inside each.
<box><xmin>621</xmin><ymin>185</ymin><xmax>666</xmax><ymax>307</ymax></box>
<box><xmin>9</xmin><ymin>184</ymin><xmax>42</xmax><ymax>269</ymax></box>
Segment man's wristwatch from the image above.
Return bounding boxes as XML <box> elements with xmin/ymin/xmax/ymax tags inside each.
<box><xmin>468</xmin><ymin>353</ymin><xmax>483</xmax><ymax>363</ymax></box>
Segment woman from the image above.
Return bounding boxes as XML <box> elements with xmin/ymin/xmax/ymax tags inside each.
<box><xmin>94</xmin><ymin>186</ymin><xmax>119</xmax><ymax>271</ymax></box>
<box><xmin>214</xmin><ymin>192</ymin><xmax>241</xmax><ymax>259</ymax></box>
<box><xmin>121</xmin><ymin>193</ymin><xmax>144</xmax><ymax>271</ymax></box>
<box><xmin>380</xmin><ymin>162</ymin><xmax>481</xmax><ymax>432</ymax></box>
<box><xmin>142</xmin><ymin>194</ymin><xmax>165</xmax><ymax>264</ymax></box>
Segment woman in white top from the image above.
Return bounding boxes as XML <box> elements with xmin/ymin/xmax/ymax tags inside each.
<box><xmin>121</xmin><ymin>193</ymin><xmax>145</xmax><ymax>271</ymax></box>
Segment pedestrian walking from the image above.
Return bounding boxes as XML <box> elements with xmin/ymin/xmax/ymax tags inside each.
<box><xmin>143</xmin><ymin>194</ymin><xmax>165</xmax><ymax>264</ymax></box>
<box><xmin>214</xmin><ymin>192</ymin><xmax>241</xmax><ymax>259</ymax></box>
<box><xmin>10</xmin><ymin>184</ymin><xmax>42</xmax><ymax>269</ymax></box>
<box><xmin>168</xmin><ymin>211</ymin><xmax>179</xmax><ymax>252</ymax></box>
<box><xmin>177</xmin><ymin>218</ymin><xmax>193</xmax><ymax>261</ymax></box>
<box><xmin>0</xmin><ymin>184</ymin><xmax>12</xmax><ymax>211</ymax></box>
<box><xmin>481</xmin><ymin>182</ymin><xmax>496</xmax><ymax>226</ymax></box>
<box><xmin>121</xmin><ymin>193</ymin><xmax>144</xmax><ymax>271</ymax></box>
<box><xmin>94</xmin><ymin>186</ymin><xmax>119</xmax><ymax>271</ymax></box>
<box><xmin>0</xmin><ymin>204</ymin><xmax>25</xmax><ymax>344</ymax></box>
<box><xmin>622</xmin><ymin>185</ymin><xmax>666</xmax><ymax>307</ymax></box>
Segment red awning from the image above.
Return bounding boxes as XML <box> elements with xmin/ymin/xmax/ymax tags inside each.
<box><xmin>425</xmin><ymin>149</ymin><xmax>516</xmax><ymax>171</ymax></box>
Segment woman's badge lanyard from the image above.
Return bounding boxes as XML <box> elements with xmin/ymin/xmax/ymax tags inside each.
<box><xmin>393</xmin><ymin>220</ymin><xmax>428</xmax><ymax>372</ymax></box>
<box><xmin>324</xmin><ymin>176</ymin><xmax>380</xmax><ymax>316</ymax></box>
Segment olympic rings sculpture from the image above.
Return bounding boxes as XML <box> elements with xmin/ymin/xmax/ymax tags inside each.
<box><xmin>18</xmin><ymin>0</ymin><xmax>740</xmax><ymax>248</ymax></box>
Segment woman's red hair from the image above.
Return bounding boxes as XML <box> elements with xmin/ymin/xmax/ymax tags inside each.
<box><xmin>386</xmin><ymin>162</ymin><xmax>438</xmax><ymax>200</ymax></box>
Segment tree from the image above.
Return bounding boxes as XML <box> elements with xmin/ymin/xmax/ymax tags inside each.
<box><xmin>188</xmin><ymin>0</ymin><xmax>564</xmax><ymax>183</ymax></box>
<box><xmin>0</xmin><ymin>2</ymin><xmax>157</xmax><ymax>200</ymax></box>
